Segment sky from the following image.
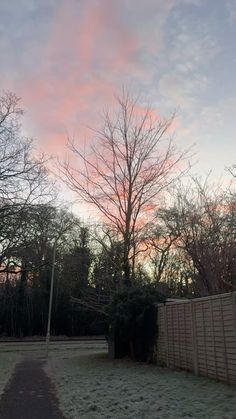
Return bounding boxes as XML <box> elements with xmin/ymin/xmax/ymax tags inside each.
<box><xmin>0</xmin><ymin>0</ymin><xmax>236</xmax><ymax>186</ymax></box>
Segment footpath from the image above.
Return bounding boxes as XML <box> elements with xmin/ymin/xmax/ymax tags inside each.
<box><xmin>0</xmin><ymin>358</ymin><xmax>65</xmax><ymax>419</ymax></box>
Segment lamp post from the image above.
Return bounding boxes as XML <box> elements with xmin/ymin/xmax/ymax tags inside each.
<box><xmin>46</xmin><ymin>238</ymin><xmax>57</xmax><ymax>357</ymax></box>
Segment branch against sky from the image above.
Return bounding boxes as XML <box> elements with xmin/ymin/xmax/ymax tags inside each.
<box><xmin>0</xmin><ymin>91</ymin><xmax>53</xmax><ymax>210</ymax></box>
<box><xmin>60</xmin><ymin>91</ymin><xmax>190</xmax><ymax>285</ymax></box>
<box><xmin>0</xmin><ymin>91</ymin><xmax>55</xmax><ymax>267</ymax></box>
<box><xmin>160</xmin><ymin>177</ymin><xmax>236</xmax><ymax>295</ymax></box>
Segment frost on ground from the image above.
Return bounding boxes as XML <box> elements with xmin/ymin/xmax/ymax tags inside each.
<box><xmin>0</xmin><ymin>351</ymin><xmax>20</xmax><ymax>395</ymax></box>
<box><xmin>47</xmin><ymin>346</ymin><xmax>236</xmax><ymax>419</ymax></box>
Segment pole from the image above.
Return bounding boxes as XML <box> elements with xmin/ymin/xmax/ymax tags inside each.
<box><xmin>46</xmin><ymin>238</ymin><xmax>57</xmax><ymax>357</ymax></box>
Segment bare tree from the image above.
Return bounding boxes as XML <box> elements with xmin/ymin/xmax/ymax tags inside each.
<box><xmin>0</xmin><ymin>91</ymin><xmax>50</xmax><ymax>209</ymax></box>
<box><xmin>145</xmin><ymin>209</ymin><xmax>180</xmax><ymax>284</ymax></box>
<box><xmin>162</xmin><ymin>178</ymin><xmax>236</xmax><ymax>295</ymax></box>
<box><xmin>61</xmin><ymin>92</ymin><xmax>188</xmax><ymax>285</ymax></box>
<box><xmin>0</xmin><ymin>91</ymin><xmax>54</xmax><ymax>267</ymax></box>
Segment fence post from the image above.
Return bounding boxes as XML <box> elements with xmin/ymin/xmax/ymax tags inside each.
<box><xmin>232</xmin><ymin>292</ymin><xmax>236</xmax><ymax>340</ymax></box>
<box><xmin>190</xmin><ymin>301</ymin><xmax>198</xmax><ymax>376</ymax></box>
<box><xmin>219</xmin><ymin>297</ymin><xmax>229</xmax><ymax>383</ymax></box>
<box><xmin>164</xmin><ymin>305</ymin><xmax>169</xmax><ymax>368</ymax></box>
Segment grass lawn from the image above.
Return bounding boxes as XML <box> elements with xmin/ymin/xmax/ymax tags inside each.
<box><xmin>0</xmin><ymin>340</ymin><xmax>235</xmax><ymax>418</ymax></box>
<box><xmin>46</xmin><ymin>343</ymin><xmax>236</xmax><ymax>419</ymax></box>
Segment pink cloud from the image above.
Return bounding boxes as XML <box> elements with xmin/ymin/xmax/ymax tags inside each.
<box><xmin>17</xmin><ymin>1</ymin><xmax>136</xmax><ymax>150</ymax></box>
<box><xmin>15</xmin><ymin>0</ymin><xmax>173</xmax><ymax>156</ymax></box>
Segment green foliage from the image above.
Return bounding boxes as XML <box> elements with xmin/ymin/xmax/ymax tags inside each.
<box><xmin>106</xmin><ymin>285</ymin><xmax>166</xmax><ymax>362</ymax></box>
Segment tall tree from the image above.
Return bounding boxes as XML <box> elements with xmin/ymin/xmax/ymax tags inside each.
<box><xmin>0</xmin><ymin>91</ymin><xmax>52</xmax><ymax>269</ymax></box>
<box><xmin>61</xmin><ymin>92</ymin><xmax>187</xmax><ymax>285</ymax></box>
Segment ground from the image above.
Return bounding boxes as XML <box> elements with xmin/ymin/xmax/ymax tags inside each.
<box><xmin>0</xmin><ymin>340</ymin><xmax>236</xmax><ymax>419</ymax></box>
<box><xmin>0</xmin><ymin>350</ymin><xmax>21</xmax><ymax>396</ymax></box>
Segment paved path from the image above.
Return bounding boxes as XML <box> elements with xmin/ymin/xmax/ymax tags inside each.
<box><xmin>0</xmin><ymin>358</ymin><xmax>65</xmax><ymax>419</ymax></box>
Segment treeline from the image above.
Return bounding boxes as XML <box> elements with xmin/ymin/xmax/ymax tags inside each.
<box><xmin>1</xmin><ymin>185</ymin><xmax>236</xmax><ymax>337</ymax></box>
<box><xmin>0</xmin><ymin>91</ymin><xmax>235</xmax><ymax>337</ymax></box>
<box><xmin>0</xmin><ymin>205</ymin><xmax>105</xmax><ymax>336</ymax></box>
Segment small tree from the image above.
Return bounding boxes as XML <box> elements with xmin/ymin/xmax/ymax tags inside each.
<box><xmin>61</xmin><ymin>92</ymin><xmax>188</xmax><ymax>285</ymax></box>
<box><xmin>145</xmin><ymin>208</ymin><xmax>181</xmax><ymax>284</ymax></box>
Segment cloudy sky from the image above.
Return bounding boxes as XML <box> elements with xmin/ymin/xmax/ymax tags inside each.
<box><xmin>0</xmin><ymin>0</ymin><xmax>236</xmax><ymax>181</ymax></box>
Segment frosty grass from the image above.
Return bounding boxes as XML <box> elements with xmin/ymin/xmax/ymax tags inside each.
<box><xmin>46</xmin><ymin>342</ymin><xmax>236</xmax><ymax>419</ymax></box>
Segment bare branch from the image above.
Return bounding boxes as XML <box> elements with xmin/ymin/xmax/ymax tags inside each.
<box><xmin>60</xmin><ymin>91</ymin><xmax>189</xmax><ymax>284</ymax></box>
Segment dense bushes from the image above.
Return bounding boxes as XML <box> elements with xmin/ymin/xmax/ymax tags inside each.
<box><xmin>106</xmin><ymin>285</ymin><xmax>166</xmax><ymax>362</ymax></box>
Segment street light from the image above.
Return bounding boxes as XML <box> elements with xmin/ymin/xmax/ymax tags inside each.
<box><xmin>46</xmin><ymin>238</ymin><xmax>57</xmax><ymax>357</ymax></box>
<box><xmin>45</xmin><ymin>216</ymin><xmax>74</xmax><ymax>357</ymax></box>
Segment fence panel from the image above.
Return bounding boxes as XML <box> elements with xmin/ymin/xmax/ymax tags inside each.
<box><xmin>157</xmin><ymin>291</ymin><xmax>236</xmax><ymax>384</ymax></box>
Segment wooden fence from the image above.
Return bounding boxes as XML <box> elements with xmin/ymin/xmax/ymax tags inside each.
<box><xmin>157</xmin><ymin>291</ymin><xmax>236</xmax><ymax>384</ymax></box>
